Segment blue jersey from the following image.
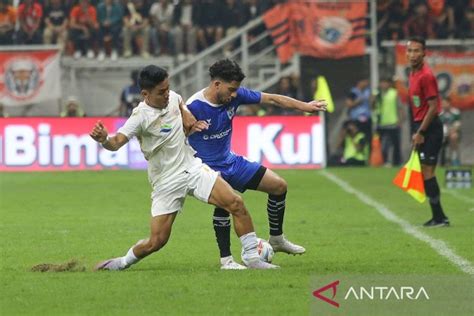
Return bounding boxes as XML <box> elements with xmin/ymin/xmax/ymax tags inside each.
<box><xmin>186</xmin><ymin>87</ymin><xmax>261</xmax><ymax>165</ymax></box>
<box><xmin>348</xmin><ymin>86</ymin><xmax>371</xmax><ymax>121</ymax></box>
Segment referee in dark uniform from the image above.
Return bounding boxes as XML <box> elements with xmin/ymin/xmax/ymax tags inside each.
<box><xmin>407</xmin><ymin>37</ymin><xmax>449</xmax><ymax>227</ymax></box>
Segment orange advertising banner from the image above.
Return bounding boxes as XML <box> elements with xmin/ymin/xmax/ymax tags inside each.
<box><xmin>262</xmin><ymin>4</ymin><xmax>295</xmax><ymax>64</ymax></box>
<box><xmin>395</xmin><ymin>45</ymin><xmax>474</xmax><ymax>110</ymax></box>
<box><xmin>264</xmin><ymin>1</ymin><xmax>367</xmax><ymax>63</ymax></box>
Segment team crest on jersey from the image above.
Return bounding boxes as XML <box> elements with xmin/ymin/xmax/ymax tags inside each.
<box><xmin>226</xmin><ymin>107</ymin><xmax>235</xmax><ymax>120</ymax></box>
<box><xmin>160</xmin><ymin>123</ymin><xmax>172</xmax><ymax>133</ymax></box>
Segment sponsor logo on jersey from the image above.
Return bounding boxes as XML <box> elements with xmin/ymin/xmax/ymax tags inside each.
<box><xmin>203</xmin><ymin>127</ymin><xmax>231</xmax><ymax>140</ymax></box>
<box><xmin>226</xmin><ymin>107</ymin><xmax>235</xmax><ymax>120</ymax></box>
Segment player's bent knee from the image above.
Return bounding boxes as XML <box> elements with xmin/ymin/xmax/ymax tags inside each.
<box><xmin>274</xmin><ymin>178</ymin><xmax>287</xmax><ymax>195</ymax></box>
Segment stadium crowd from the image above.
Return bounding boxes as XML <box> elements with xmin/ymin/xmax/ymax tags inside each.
<box><xmin>0</xmin><ymin>0</ymin><xmax>281</xmax><ymax>60</ymax></box>
<box><xmin>377</xmin><ymin>0</ymin><xmax>474</xmax><ymax>41</ymax></box>
<box><xmin>0</xmin><ymin>0</ymin><xmax>472</xmax><ymax>60</ymax></box>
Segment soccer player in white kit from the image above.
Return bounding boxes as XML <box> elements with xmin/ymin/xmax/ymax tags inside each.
<box><xmin>90</xmin><ymin>65</ymin><xmax>277</xmax><ymax>270</ymax></box>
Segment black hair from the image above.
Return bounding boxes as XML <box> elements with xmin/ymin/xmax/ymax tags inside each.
<box><xmin>138</xmin><ymin>65</ymin><xmax>168</xmax><ymax>90</ymax></box>
<box><xmin>209</xmin><ymin>59</ymin><xmax>245</xmax><ymax>82</ymax></box>
<box><xmin>343</xmin><ymin>120</ymin><xmax>358</xmax><ymax>129</ymax></box>
<box><xmin>131</xmin><ymin>69</ymin><xmax>140</xmax><ymax>83</ymax></box>
<box><xmin>408</xmin><ymin>36</ymin><xmax>426</xmax><ymax>50</ymax></box>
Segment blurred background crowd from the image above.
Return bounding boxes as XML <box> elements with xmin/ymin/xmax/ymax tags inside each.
<box><xmin>1</xmin><ymin>0</ymin><xmax>282</xmax><ymax>60</ymax></box>
<box><xmin>1</xmin><ymin>0</ymin><xmax>472</xmax><ymax>60</ymax></box>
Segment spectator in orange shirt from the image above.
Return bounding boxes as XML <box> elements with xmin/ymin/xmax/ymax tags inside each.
<box><xmin>70</xmin><ymin>0</ymin><xmax>99</xmax><ymax>59</ymax></box>
<box><xmin>0</xmin><ymin>0</ymin><xmax>16</xmax><ymax>45</ymax></box>
<box><xmin>16</xmin><ymin>0</ymin><xmax>43</xmax><ymax>44</ymax></box>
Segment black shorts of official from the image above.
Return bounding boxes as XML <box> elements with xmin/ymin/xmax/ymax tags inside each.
<box><xmin>243</xmin><ymin>166</ymin><xmax>267</xmax><ymax>191</ymax></box>
<box><xmin>413</xmin><ymin>117</ymin><xmax>443</xmax><ymax>166</ymax></box>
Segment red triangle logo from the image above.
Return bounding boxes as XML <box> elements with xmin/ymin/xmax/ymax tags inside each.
<box><xmin>312</xmin><ymin>280</ymin><xmax>340</xmax><ymax>308</ymax></box>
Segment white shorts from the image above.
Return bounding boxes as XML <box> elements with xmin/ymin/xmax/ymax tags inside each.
<box><xmin>150</xmin><ymin>162</ymin><xmax>218</xmax><ymax>217</ymax></box>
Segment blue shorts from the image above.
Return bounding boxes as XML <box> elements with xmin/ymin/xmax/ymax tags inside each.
<box><xmin>206</xmin><ymin>155</ymin><xmax>261</xmax><ymax>193</ymax></box>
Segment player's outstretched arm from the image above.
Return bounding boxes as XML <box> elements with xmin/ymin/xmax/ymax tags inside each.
<box><xmin>179</xmin><ymin>101</ymin><xmax>197</xmax><ymax>136</ymax></box>
<box><xmin>260</xmin><ymin>92</ymin><xmax>327</xmax><ymax>114</ymax></box>
<box><xmin>89</xmin><ymin>120</ymin><xmax>129</xmax><ymax>151</ymax></box>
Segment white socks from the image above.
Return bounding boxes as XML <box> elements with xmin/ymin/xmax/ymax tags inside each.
<box><xmin>240</xmin><ymin>232</ymin><xmax>259</xmax><ymax>260</ymax></box>
<box><xmin>121</xmin><ymin>246</ymin><xmax>139</xmax><ymax>268</ymax></box>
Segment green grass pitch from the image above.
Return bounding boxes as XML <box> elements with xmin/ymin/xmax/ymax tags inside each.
<box><xmin>1</xmin><ymin>168</ymin><xmax>472</xmax><ymax>315</ymax></box>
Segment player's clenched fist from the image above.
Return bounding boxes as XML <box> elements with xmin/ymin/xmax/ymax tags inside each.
<box><xmin>89</xmin><ymin>120</ymin><xmax>108</xmax><ymax>143</ymax></box>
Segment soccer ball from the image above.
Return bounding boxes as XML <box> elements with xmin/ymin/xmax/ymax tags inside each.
<box><xmin>257</xmin><ymin>238</ymin><xmax>275</xmax><ymax>263</ymax></box>
<box><xmin>242</xmin><ymin>238</ymin><xmax>275</xmax><ymax>263</ymax></box>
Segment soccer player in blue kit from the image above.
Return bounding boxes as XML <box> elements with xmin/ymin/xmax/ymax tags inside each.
<box><xmin>186</xmin><ymin>59</ymin><xmax>327</xmax><ymax>269</ymax></box>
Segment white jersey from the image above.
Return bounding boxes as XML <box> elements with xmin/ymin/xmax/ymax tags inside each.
<box><xmin>117</xmin><ymin>90</ymin><xmax>199</xmax><ymax>185</ymax></box>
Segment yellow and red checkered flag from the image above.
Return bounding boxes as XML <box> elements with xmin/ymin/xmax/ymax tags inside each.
<box><xmin>393</xmin><ymin>150</ymin><xmax>426</xmax><ymax>203</ymax></box>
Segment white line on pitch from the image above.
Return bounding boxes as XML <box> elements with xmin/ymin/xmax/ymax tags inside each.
<box><xmin>443</xmin><ymin>189</ymin><xmax>474</xmax><ymax>205</ymax></box>
<box><xmin>321</xmin><ymin>170</ymin><xmax>474</xmax><ymax>275</ymax></box>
